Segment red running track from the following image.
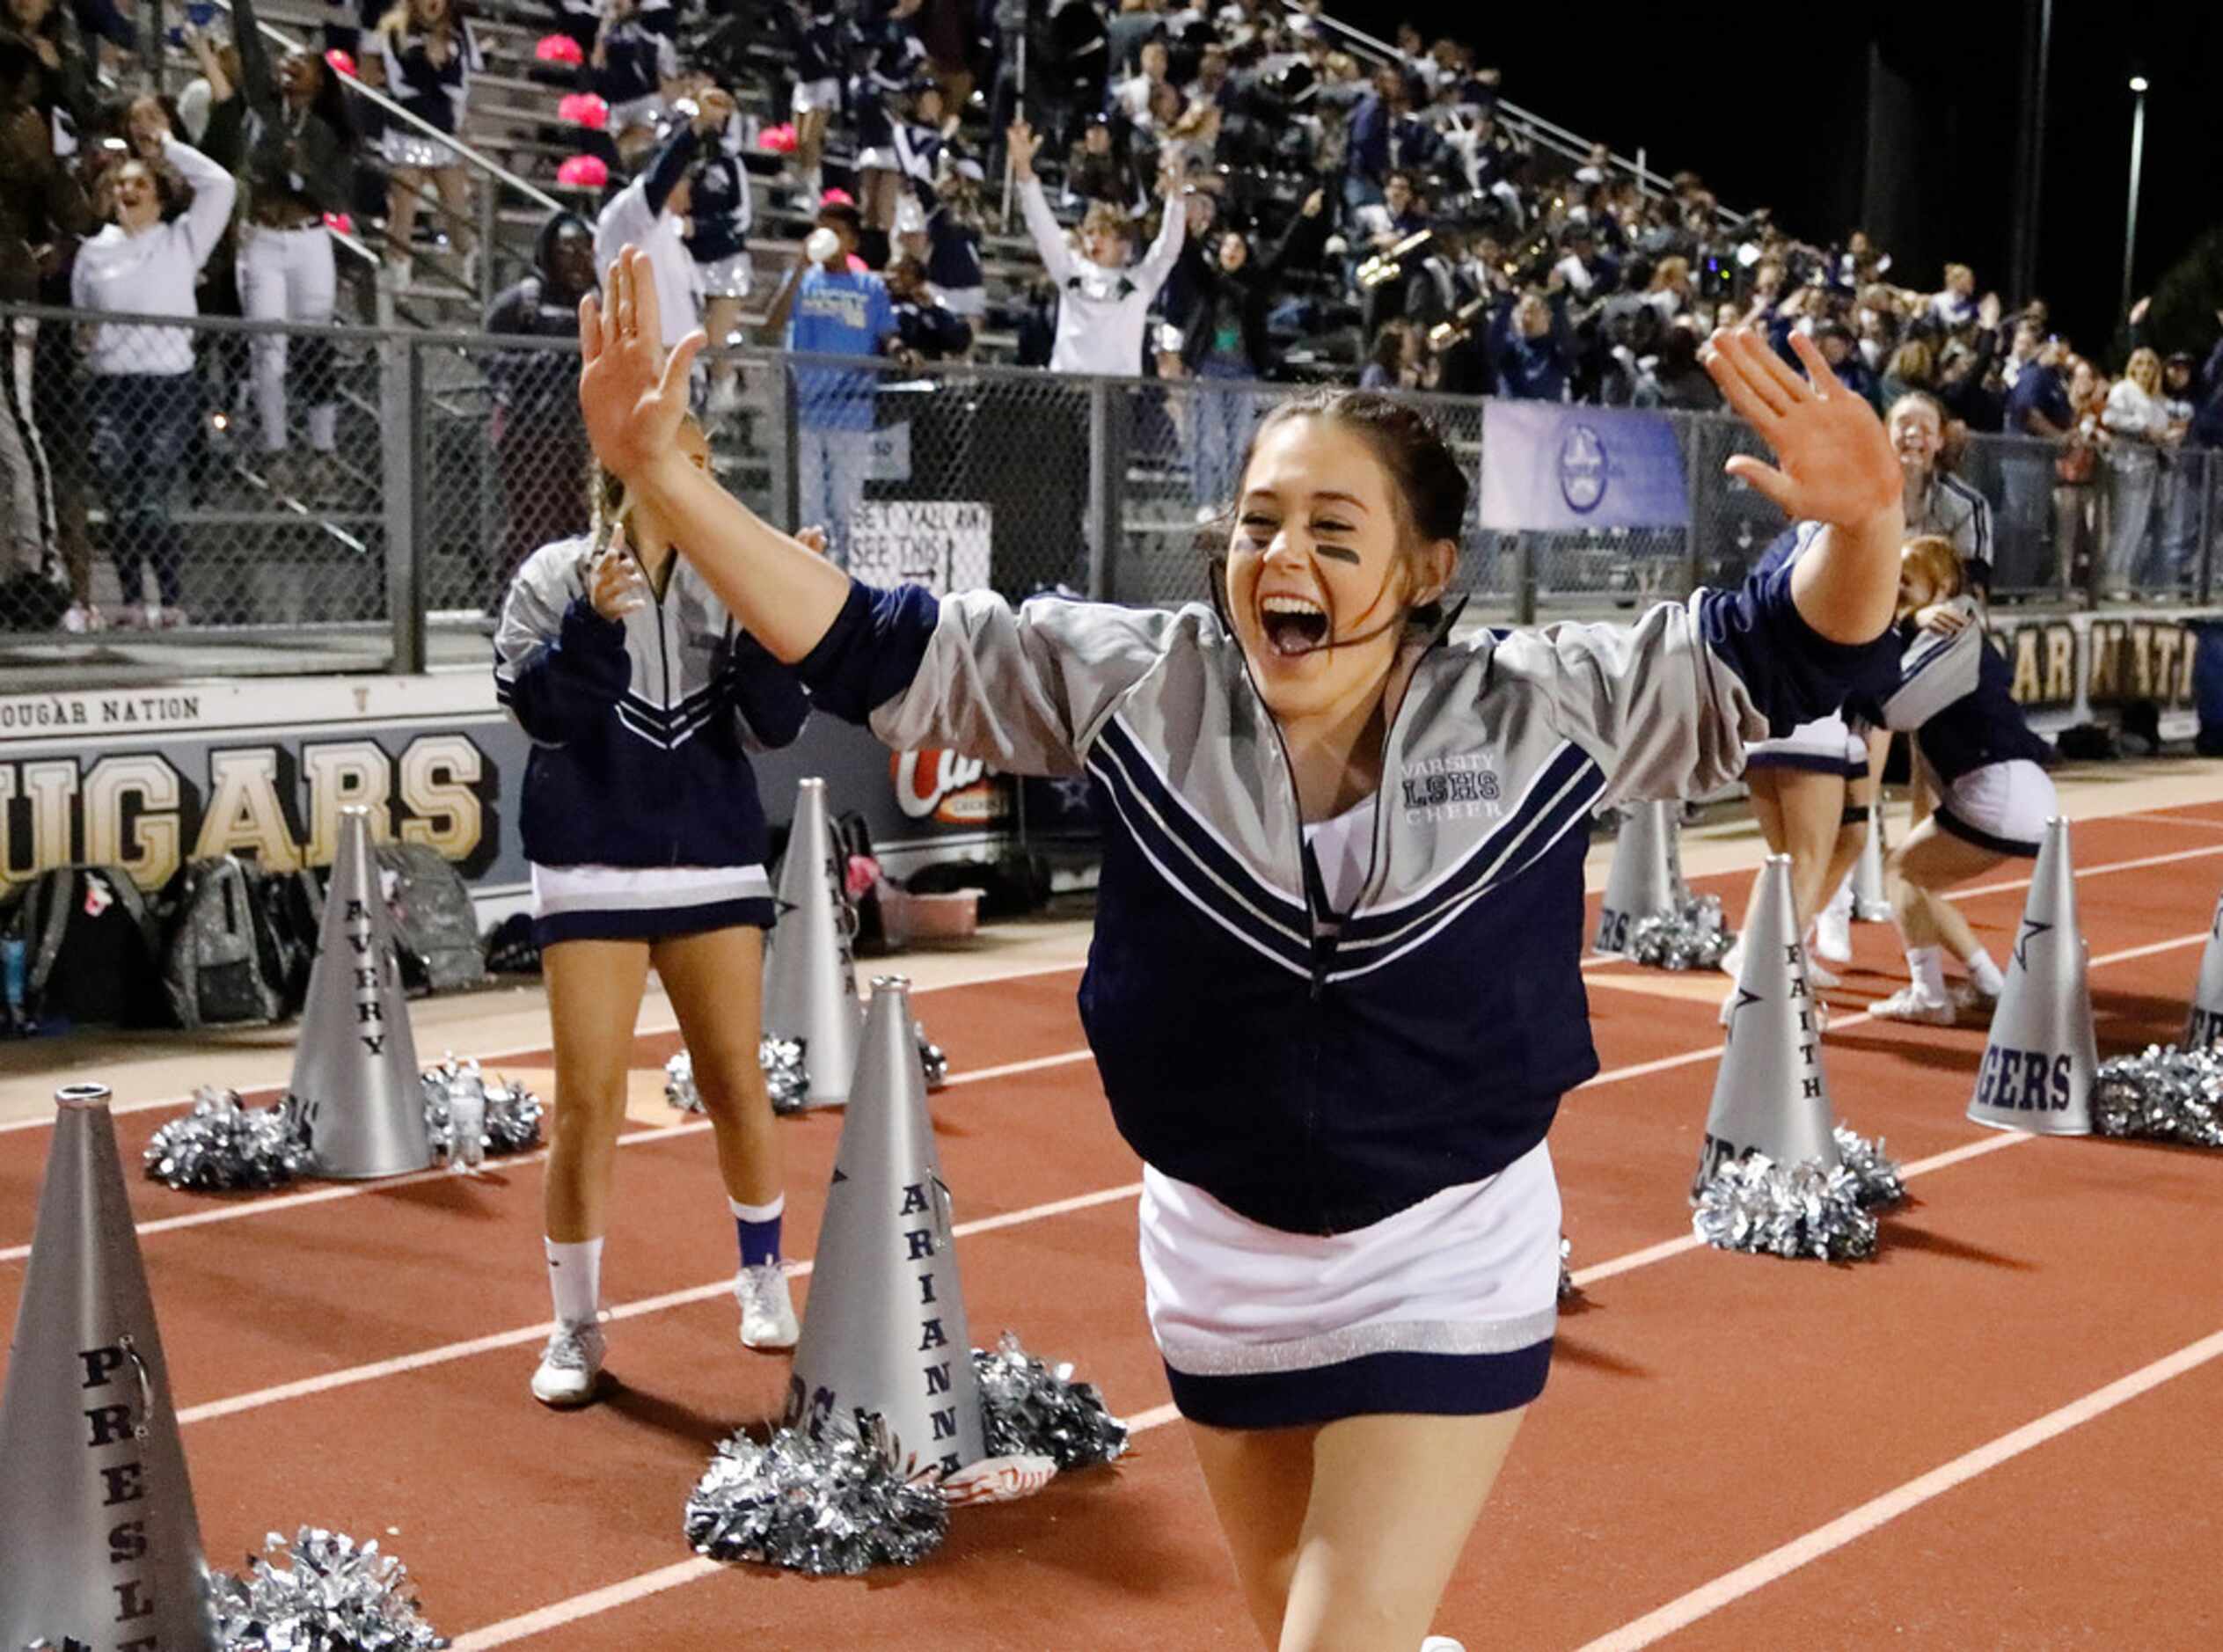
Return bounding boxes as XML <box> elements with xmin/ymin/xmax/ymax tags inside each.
<box><xmin>3</xmin><ymin>806</ymin><xmax>2221</xmax><ymax>1649</ymax></box>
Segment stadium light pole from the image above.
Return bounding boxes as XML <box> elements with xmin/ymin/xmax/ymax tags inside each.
<box><xmin>2120</xmin><ymin>76</ymin><xmax>2149</xmax><ymax>324</ymax></box>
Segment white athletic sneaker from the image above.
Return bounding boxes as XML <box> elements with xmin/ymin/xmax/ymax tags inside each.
<box><xmin>736</xmin><ymin>1262</ymin><xmax>800</xmax><ymax>1349</ymax></box>
<box><xmin>1805</xmin><ymin>956</ymin><xmax>1841</xmax><ymax>990</ymax></box>
<box><xmin>1871</xmin><ymin>986</ymin><xmax>1955</xmax><ymax>1026</ymax></box>
<box><xmin>530</xmin><ymin>1318</ymin><xmax>607</xmax><ymax>1407</ymax></box>
<box><xmin>1419</xmin><ymin>1638</ymin><xmax>1467</xmax><ymax>1652</ymax></box>
<box><xmin>1813</xmin><ymin>906</ymin><xmax>1854</xmax><ymax>965</ymax></box>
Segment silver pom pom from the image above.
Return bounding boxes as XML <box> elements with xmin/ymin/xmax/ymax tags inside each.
<box><xmin>673</xmin><ymin>1042</ymin><xmax>816</xmax><ymax>1115</ymax></box>
<box><xmin>1557</xmin><ymin>1234</ymin><xmax>1580</xmax><ymax>1303</ymax></box>
<box><xmin>685</xmin><ymin>1421</ymin><xmax>949</xmax><ymax>1575</ymax></box>
<box><xmin>1693</xmin><ymin>1129</ymin><xmax>1901</xmax><ymax>1262</ymax></box>
<box><xmin>482</xmin><ymin>1078</ymin><xmax>545</xmax><ymax>1155</ymax></box>
<box><xmin>1693</xmin><ymin>1153</ymin><xmax>1880</xmax><ymax>1261</ymax></box>
<box><xmin>209</xmin><ymin>1525</ymin><xmax>447</xmax><ymax>1649</ymax></box>
<box><xmin>916</xmin><ymin>1024</ymin><xmax>948</xmax><ymax>1092</ymax></box>
<box><xmin>143</xmin><ymin>1087</ymin><xmax>311</xmax><ymax>1191</ymax></box>
<box><xmin>665</xmin><ymin>1049</ymin><xmax>702</xmax><ymax>1113</ymax></box>
<box><xmin>972</xmin><ymin>1332</ymin><xmax>1129</xmax><ymax>1471</ymax></box>
<box><xmin>758</xmin><ymin>1037</ymin><xmax>809</xmax><ymax>1115</ymax></box>
<box><xmin>1831</xmin><ymin>1124</ymin><xmax>1907</xmax><ymax>1207</ymax></box>
<box><xmin>1627</xmin><ymin>895</ymin><xmax>1736</xmax><ymax>971</ymax></box>
<box><xmin>2095</xmin><ymin>1044</ymin><xmax>2223</xmax><ymax>1146</ymax></box>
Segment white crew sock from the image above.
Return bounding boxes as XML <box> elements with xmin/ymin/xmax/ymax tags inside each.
<box><xmin>1905</xmin><ymin>946</ymin><xmax>1947</xmax><ymax>1003</ymax></box>
<box><xmin>545</xmin><ymin>1236</ymin><xmax>603</xmax><ymax>1326</ymax></box>
<box><xmin>1967</xmin><ymin>947</ymin><xmax>2005</xmax><ymax>997</ymax></box>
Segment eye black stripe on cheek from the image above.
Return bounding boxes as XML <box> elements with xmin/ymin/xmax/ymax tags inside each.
<box><xmin>1314</xmin><ymin>545</ymin><xmax>1363</xmax><ymax>564</ymax></box>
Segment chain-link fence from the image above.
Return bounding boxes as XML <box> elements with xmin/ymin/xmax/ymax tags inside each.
<box><xmin>3</xmin><ymin>303</ymin><xmax>2216</xmax><ymax>669</ymax></box>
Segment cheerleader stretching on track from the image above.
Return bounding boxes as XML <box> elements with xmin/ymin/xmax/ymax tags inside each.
<box><xmin>494</xmin><ymin>415</ymin><xmax>811</xmax><ymax>1406</ymax></box>
<box><xmin>1857</xmin><ymin>535</ymin><xmax>2056</xmax><ymax>1024</ymax></box>
<box><xmin>575</xmin><ymin>247</ymin><xmax>1905</xmax><ymax>1649</ymax></box>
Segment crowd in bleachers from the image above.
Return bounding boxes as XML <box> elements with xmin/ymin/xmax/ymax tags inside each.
<box><xmin>6</xmin><ymin>0</ymin><xmax>2223</xmax><ymax>627</ymax></box>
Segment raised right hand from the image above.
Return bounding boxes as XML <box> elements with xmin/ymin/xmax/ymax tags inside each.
<box><xmin>578</xmin><ymin>246</ymin><xmax>705</xmax><ymax>485</ymax></box>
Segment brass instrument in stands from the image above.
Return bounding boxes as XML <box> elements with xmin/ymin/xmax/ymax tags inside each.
<box><xmin>1357</xmin><ymin>230</ymin><xmax>1434</xmax><ymax>290</ymax></box>
<box><xmin>1428</xmin><ymin>297</ymin><xmax>1490</xmax><ymax>355</ymax></box>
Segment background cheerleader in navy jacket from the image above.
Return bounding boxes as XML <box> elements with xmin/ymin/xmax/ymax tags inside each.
<box><xmin>584</xmin><ymin>0</ymin><xmax>679</xmax><ymax>160</ymax></box>
<box><xmin>1811</xmin><ymin>388</ymin><xmax>1998</xmax><ymax>969</ymax></box>
<box><xmin>921</xmin><ymin>155</ymin><xmax>987</xmax><ymax>319</ymax></box>
<box><xmin>364</xmin><ymin>0</ymin><xmax>480</xmax><ymax>281</ymax></box>
<box><xmin>1854</xmin><ymin>533</ymin><xmax>2058</xmax><ymax>1026</ymax></box>
<box><xmin>574</xmin><ymin>249</ymin><xmax>1907</xmax><ymax>1649</ymax></box>
<box><xmin>770</xmin><ymin>0</ymin><xmax>846</xmax><ymax>208</ymax></box>
<box><xmin>493</xmin><ymin>411</ymin><xmax>814</xmax><ymax>1408</ymax></box>
<box><xmin>852</xmin><ymin>63</ymin><xmax>947</xmax><ymax>274</ymax></box>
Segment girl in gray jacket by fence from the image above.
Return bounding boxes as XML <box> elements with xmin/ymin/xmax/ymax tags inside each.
<box><xmin>576</xmin><ymin>246</ymin><xmax>1907</xmax><ymax>1651</ymax></box>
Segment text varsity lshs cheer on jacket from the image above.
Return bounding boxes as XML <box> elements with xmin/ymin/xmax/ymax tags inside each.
<box><xmin>493</xmin><ymin>537</ymin><xmax>810</xmax><ymax>869</ymax></box>
<box><xmin>794</xmin><ymin>552</ymin><xmax>1898</xmax><ymax>1236</ymax></box>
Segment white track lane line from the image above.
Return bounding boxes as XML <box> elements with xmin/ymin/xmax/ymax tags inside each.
<box><xmin>10</xmin><ymin>925</ymin><xmax>2200</xmax><ymax>1268</ymax></box>
<box><xmin>1568</xmin><ymin>1123</ymin><xmax>2030</xmax><ymax>1289</ymax></box>
<box><xmin>0</xmin><ymin>1058</ymin><xmax>1091</xmax><ymax>1265</ymax></box>
<box><xmin>1573</xmin><ymin>1323</ymin><xmax>2223</xmax><ymax>1652</ymax></box>
<box><xmin>4</xmin><ymin>839</ymin><xmax>2209</xmax><ymax>1137</ymax></box>
<box><xmin>0</xmin><ymin>960</ymin><xmax>1097</xmax><ymax>1137</ymax></box>
<box><xmin>184</xmin><ymin>927</ymin><xmax>2213</xmax><ymax>1644</ymax></box>
<box><xmin>2116</xmin><ymin>810</ymin><xmax>2223</xmax><ymax>833</ymax></box>
<box><xmin>444</xmin><ymin>1395</ymin><xmax>1189</xmax><ymax>1650</ymax></box>
<box><xmin>152</xmin><ymin>929</ymin><xmax>2213</xmax><ymax>1423</ymax></box>
<box><xmin>175</xmin><ymin>1181</ymin><xmax>1145</xmax><ymax>1428</ymax></box>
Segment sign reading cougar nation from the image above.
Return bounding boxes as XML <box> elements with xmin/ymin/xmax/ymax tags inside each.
<box><xmin>0</xmin><ymin>674</ymin><xmax>1033</xmax><ymax>907</ymax></box>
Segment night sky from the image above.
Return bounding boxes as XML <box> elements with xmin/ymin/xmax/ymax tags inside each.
<box><xmin>1355</xmin><ymin>0</ymin><xmax>2220</xmax><ymax>358</ymax></box>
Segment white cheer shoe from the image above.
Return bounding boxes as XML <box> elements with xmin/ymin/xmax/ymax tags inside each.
<box><xmin>530</xmin><ymin>1318</ymin><xmax>607</xmax><ymax>1407</ymax></box>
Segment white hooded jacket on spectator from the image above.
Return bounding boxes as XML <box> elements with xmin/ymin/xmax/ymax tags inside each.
<box><xmin>1018</xmin><ymin>177</ymin><xmax>1185</xmax><ymax>376</ymax></box>
<box><xmin>71</xmin><ymin>136</ymin><xmax>238</xmax><ymax>376</ymax></box>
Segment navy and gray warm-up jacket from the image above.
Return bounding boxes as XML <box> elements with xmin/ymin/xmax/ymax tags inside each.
<box><xmin>494</xmin><ymin>536</ymin><xmax>810</xmax><ymax>871</ymax></box>
<box><xmin>793</xmin><ymin>534</ymin><xmax>1901</xmax><ymax>1235</ymax></box>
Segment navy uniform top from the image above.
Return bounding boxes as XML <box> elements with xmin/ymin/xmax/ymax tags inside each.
<box><xmin>684</xmin><ymin>150</ymin><xmax>753</xmax><ymax>267</ymax></box>
<box><xmin>378</xmin><ymin>19</ymin><xmax>482</xmax><ymax>136</ymax></box>
<box><xmin>1852</xmin><ymin>598</ymin><xmax>2054</xmax><ymax>785</ymax></box>
<box><xmin>790</xmin><ymin>549</ymin><xmax>1898</xmax><ymax>1234</ymax></box>
<box><xmin>925</xmin><ymin>202</ymin><xmax>984</xmax><ymax>295</ymax></box>
<box><xmin>588</xmin><ymin>17</ymin><xmax>677</xmax><ymax>107</ymax></box>
<box><xmin>494</xmin><ymin>537</ymin><xmax>810</xmax><ymax>870</ymax></box>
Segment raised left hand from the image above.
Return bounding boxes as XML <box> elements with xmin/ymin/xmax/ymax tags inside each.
<box><xmin>1701</xmin><ymin>327</ymin><xmax>1899</xmax><ymax>529</ymax></box>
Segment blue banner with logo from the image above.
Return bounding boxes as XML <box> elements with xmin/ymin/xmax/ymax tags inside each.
<box><xmin>1478</xmin><ymin>402</ymin><xmax>1691</xmax><ymax>532</ymax></box>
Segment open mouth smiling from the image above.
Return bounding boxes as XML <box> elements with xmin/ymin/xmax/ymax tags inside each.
<box><xmin>1260</xmin><ymin>593</ymin><xmax>1330</xmax><ymax>655</ymax></box>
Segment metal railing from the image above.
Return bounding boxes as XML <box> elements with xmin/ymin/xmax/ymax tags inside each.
<box><xmin>182</xmin><ymin>0</ymin><xmax>566</xmax><ymax>314</ymax></box>
<box><xmin>2</xmin><ymin>305</ymin><xmax>2212</xmax><ymax>678</ymax></box>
